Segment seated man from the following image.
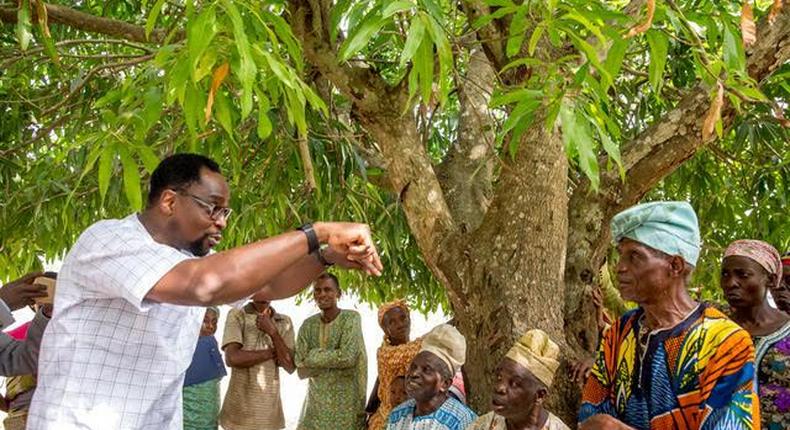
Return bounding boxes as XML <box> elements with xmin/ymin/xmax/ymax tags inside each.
<box><xmin>387</xmin><ymin>324</ymin><xmax>476</xmax><ymax>430</ymax></box>
<box><xmin>469</xmin><ymin>329</ymin><xmax>569</xmax><ymax>430</ymax></box>
<box><xmin>579</xmin><ymin>201</ymin><xmax>759</xmax><ymax>430</ymax></box>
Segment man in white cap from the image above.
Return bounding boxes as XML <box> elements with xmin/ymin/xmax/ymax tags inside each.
<box><xmin>469</xmin><ymin>329</ymin><xmax>569</xmax><ymax>430</ymax></box>
<box><xmin>579</xmin><ymin>201</ymin><xmax>759</xmax><ymax>430</ymax></box>
<box><xmin>387</xmin><ymin>324</ymin><xmax>477</xmax><ymax>430</ymax></box>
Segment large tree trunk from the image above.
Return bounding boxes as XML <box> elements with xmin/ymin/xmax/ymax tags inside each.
<box><xmin>437</xmin><ymin>110</ymin><xmax>571</xmax><ymax>417</ymax></box>
<box><xmin>289</xmin><ymin>2</ymin><xmax>790</xmax><ymax>427</ymax></box>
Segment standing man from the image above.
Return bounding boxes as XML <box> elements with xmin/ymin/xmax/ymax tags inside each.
<box><xmin>220</xmin><ymin>298</ymin><xmax>294</xmax><ymax>430</ymax></box>
<box><xmin>28</xmin><ymin>153</ymin><xmax>382</xmax><ymax>430</ymax></box>
<box><xmin>578</xmin><ymin>201</ymin><xmax>759</xmax><ymax>430</ymax></box>
<box><xmin>296</xmin><ymin>273</ymin><xmax>367</xmax><ymax>430</ymax></box>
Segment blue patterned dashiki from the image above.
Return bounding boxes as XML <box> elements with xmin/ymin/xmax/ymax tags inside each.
<box><xmin>386</xmin><ymin>397</ymin><xmax>477</xmax><ymax>430</ymax></box>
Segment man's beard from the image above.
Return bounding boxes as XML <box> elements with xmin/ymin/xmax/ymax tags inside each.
<box><xmin>188</xmin><ymin>236</ymin><xmax>210</xmax><ymax>257</ymax></box>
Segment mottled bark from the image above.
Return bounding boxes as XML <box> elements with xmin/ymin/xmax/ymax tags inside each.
<box><xmin>442</xmin><ymin>108</ymin><xmax>571</xmax><ymax>415</ymax></box>
<box><xmin>436</xmin><ymin>47</ymin><xmax>496</xmax><ymax>233</ymax></box>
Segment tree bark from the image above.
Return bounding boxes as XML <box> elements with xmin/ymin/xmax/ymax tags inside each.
<box><xmin>441</xmin><ymin>108</ymin><xmax>571</xmax><ymax>415</ymax></box>
<box><xmin>436</xmin><ymin>46</ymin><xmax>496</xmax><ymax>233</ymax></box>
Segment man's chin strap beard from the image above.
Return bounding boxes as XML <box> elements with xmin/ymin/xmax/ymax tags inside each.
<box><xmin>188</xmin><ymin>238</ymin><xmax>209</xmax><ymax>257</ymax></box>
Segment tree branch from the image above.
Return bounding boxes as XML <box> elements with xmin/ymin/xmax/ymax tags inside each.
<box><xmin>287</xmin><ymin>0</ymin><xmax>458</xmax><ymax>288</ymax></box>
<box><xmin>436</xmin><ymin>45</ymin><xmax>497</xmax><ymax>233</ymax></box>
<box><xmin>615</xmin><ymin>5</ymin><xmax>790</xmax><ymax>210</ymax></box>
<box><xmin>0</xmin><ymin>2</ymin><xmax>171</xmax><ymax>44</ymax></box>
<box><xmin>460</xmin><ymin>1</ymin><xmax>507</xmax><ymax>71</ymax></box>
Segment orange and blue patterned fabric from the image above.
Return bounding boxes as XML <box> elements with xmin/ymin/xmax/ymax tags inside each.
<box><xmin>579</xmin><ymin>304</ymin><xmax>760</xmax><ymax>430</ymax></box>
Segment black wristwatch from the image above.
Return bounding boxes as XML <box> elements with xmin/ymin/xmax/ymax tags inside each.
<box><xmin>297</xmin><ymin>223</ymin><xmax>319</xmax><ymax>254</ymax></box>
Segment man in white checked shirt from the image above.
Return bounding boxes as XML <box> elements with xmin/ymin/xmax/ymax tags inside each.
<box><xmin>27</xmin><ymin>153</ymin><xmax>383</xmax><ymax>430</ymax></box>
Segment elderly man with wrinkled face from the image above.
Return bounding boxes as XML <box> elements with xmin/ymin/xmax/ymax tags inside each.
<box><xmin>578</xmin><ymin>201</ymin><xmax>760</xmax><ymax>430</ymax></box>
<box><xmin>27</xmin><ymin>153</ymin><xmax>383</xmax><ymax>430</ymax></box>
<box><xmin>387</xmin><ymin>324</ymin><xmax>476</xmax><ymax>430</ymax></box>
<box><xmin>468</xmin><ymin>329</ymin><xmax>569</xmax><ymax>430</ymax></box>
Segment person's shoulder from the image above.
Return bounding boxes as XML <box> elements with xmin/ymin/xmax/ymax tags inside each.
<box><xmin>273</xmin><ymin>311</ymin><xmax>292</xmax><ymax>323</ymax></box>
<box><xmin>690</xmin><ymin>304</ymin><xmax>754</xmax><ymax>354</ymax></box>
<box><xmin>388</xmin><ymin>398</ymin><xmax>416</xmax><ymax>422</ymax></box>
<box><xmin>698</xmin><ymin>303</ymin><xmax>749</xmax><ymax>334</ymax></box>
<box><xmin>227</xmin><ymin>307</ymin><xmax>245</xmax><ymax>320</ymax></box>
<box><xmin>81</xmin><ymin>214</ymin><xmax>141</xmax><ymax>237</ymax></box>
<box><xmin>469</xmin><ymin>411</ymin><xmax>498</xmax><ymax>429</ymax></box>
<box><xmin>446</xmin><ymin>396</ymin><xmax>476</xmax><ymax>418</ymax></box>
<box><xmin>341</xmin><ymin>309</ymin><xmax>361</xmax><ymax>318</ymax></box>
<box><xmin>545</xmin><ymin>412</ymin><xmax>571</xmax><ymax>430</ymax></box>
<box><xmin>302</xmin><ymin>313</ymin><xmax>323</xmax><ymax>325</ymax></box>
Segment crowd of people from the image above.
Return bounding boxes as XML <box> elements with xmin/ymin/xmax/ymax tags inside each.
<box><xmin>0</xmin><ymin>154</ymin><xmax>785</xmax><ymax>430</ymax></box>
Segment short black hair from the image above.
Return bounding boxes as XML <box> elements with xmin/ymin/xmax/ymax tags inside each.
<box><xmin>147</xmin><ymin>153</ymin><xmax>221</xmax><ymax>206</ymax></box>
<box><xmin>316</xmin><ymin>272</ymin><xmax>341</xmax><ymax>292</ymax></box>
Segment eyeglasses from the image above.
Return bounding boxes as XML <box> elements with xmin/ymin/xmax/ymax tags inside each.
<box><xmin>178</xmin><ymin>191</ymin><xmax>233</xmax><ymax>221</ymax></box>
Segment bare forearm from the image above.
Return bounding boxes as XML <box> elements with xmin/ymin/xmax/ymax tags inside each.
<box><xmin>150</xmin><ymin>231</ymin><xmax>312</xmax><ymax>305</ymax></box>
<box><xmin>253</xmin><ymin>253</ymin><xmax>325</xmax><ymax>302</ymax></box>
<box><xmin>269</xmin><ymin>331</ymin><xmax>295</xmax><ymax>373</ymax></box>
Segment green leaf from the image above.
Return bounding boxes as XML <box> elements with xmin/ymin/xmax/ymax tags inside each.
<box><xmin>137</xmin><ymin>145</ymin><xmax>160</xmax><ymax>174</ymax></box>
<box><xmin>722</xmin><ymin>22</ymin><xmax>745</xmax><ymax>73</ymax></box>
<box><xmin>567</xmin><ymin>31</ymin><xmax>610</xmax><ymax>85</ymax></box>
<box><xmin>473</xmin><ymin>6</ymin><xmax>519</xmax><ymax>28</ymax></box>
<box><xmin>213</xmin><ymin>90</ymin><xmax>234</xmax><ymax>137</ymax></box>
<box><xmin>416</xmin><ymin>38</ymin><xmax>434</xmax><ymax>102</ymax></box>
<box><xmin>256</xmin><ymin>94</ymin><xmax>273</xmax><ymax>139</ymax></box>
<box><xmin>222</xmin><ymin>0</ymin><xmax>256</xmax><ymax>118</ymax></box>
<box><xmin>383</xmin><ymin>1</ymin><xmax>413</xmax><ymax>18</ymax></box>
<box><xmin>145</xmin><ymin>0</ymin><xmax>167</xmax><ymax>40</ymax></box>
<box><xmin>338</xmin><ymin>6</ymin><xmax>387</xmax><ymax>62</ymax></box>
<box><xmin>301</xmin><ymin>83</ymin><xmax>328</xmax><ymax>115</ymax></box>
<box><xmin>422</xmin><ymin>14</ymin><xmax>452</xmax><ymax>104</ymax></box>
<box><xmin>646</xmin><ymin>29</ymin><xmax>668</xmax><ymax>93</ymax></box>
<box><xmin>187</xmin><ymin>7</ymin><xmax>217</xmax><ymax>79</ymax></box>
<box><xmin>16</xmin><ymin>0</ymin><xmax>33</xmax><ymax>51</ymax></box>
<box><xmin>182</xmin><ymin>83</ymin><xmax>205</xmax><ymax>135</ymax></box>
<box><xmin>561</xmin><ymin>11</ymin><xmax>606</xmax><ymax>44</ymax></box>
<box><xmin>260</xmin><ymin>50</ymin><xmax>297</xmax><ymax>89</ymax></box>
<box><xmin>419</xmin><ymin>0</ymin><xmax>443</xmax><ymax>21</ymax></box>
<box><xmin>506</xmin><ymin>5</ymin><xmax>529</xmax><ymax>58</ymax></box>
<box><xmin>261</xmin><ymin>11</ymin><xmax>304</xmax><ymax>72</ymax></box>
<box><xmin>602</xmin><ymin>36</ymin><xmax>628</xmax><ymax>92</ymax></box>
<box><xmin>491</xmin><ymin>88</ymin><xmax>543</xmax><ymax>107</ymax></box>
<box><xmin>560</xmin><ymin>101</ymin><xmax>599</xmax><ymax>190</ymax></box>
<box><xmin>118</xmin><ymin>145</ymin><xmax>142</xmax><ymax>211</ymax></box>
<box><xmin>528</xmin><ymin>23</ymin><xmax>545</xmax><ymax>56</ymax></box>
<box><xmin>591</xmin><ymin>118</ymin><xmax>624</xmax><ymax>179</ymax></box>
<box><xmin>98</xmin><ymin>144</ymin><xmax>115</xmax><ymax>202</ymax></box>
<box><xmin>400</xmin><ymin>16</ymin><xmax>426</xmax><ymax>67</ymax></box>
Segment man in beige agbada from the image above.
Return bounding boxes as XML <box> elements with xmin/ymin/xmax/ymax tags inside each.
<box><xmin>219</xmin><ymin>299</ymin><xmax>295</xmax><ymax>430</ymax></box>
<box><xmin>469</xmin><ymin>329</ymin><xmax>569</xmax><ymax>430</ymax></box>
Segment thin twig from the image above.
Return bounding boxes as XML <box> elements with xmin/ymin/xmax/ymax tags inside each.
<box><xmin>41</xmin><ymin>53</ymin><xmax>154</xmax><ymax>117</ymax></box>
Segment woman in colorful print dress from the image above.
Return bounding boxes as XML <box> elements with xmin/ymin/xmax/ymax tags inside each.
<box><xmin>721</xmin><ymin>239</ymin><xmax>790</xmax><ymax>430</ymax></box>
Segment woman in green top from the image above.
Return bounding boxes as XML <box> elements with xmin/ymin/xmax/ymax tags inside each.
<box><xmin>295</xmin><ymin>273</ymin><xmax>367</xmax><ymax>430</ymax></box>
